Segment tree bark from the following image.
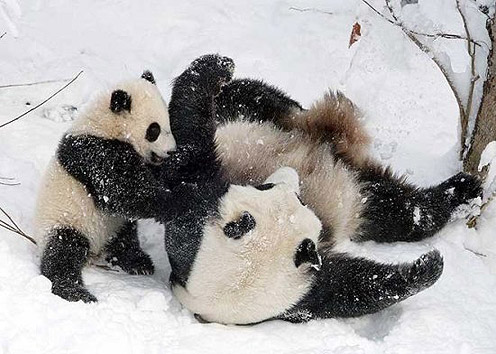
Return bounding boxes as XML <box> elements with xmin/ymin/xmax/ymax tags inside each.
<box><xmin>464</xmin><ymin>18</ymin><xmax>496</xmax><ymax>174</ymax></box>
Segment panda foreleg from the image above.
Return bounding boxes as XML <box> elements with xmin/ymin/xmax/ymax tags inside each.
<box><xmin>214</xmin><ymin>78</ymin><xmax>302</xmax><ymax>124</ymax></box>
<box><xmin>40</xmin><ymin>227</ymin><xmax>96</xmax><ymax>303</ymax></box>
<box><xmin>281</xmin><ymin>250</ymin><xmax>443</xmax><ymax>322</ymax></box>
<box><xmin>357</xmin><ymin>165</ymin><xmax>482</xmax><ymax>243</ymax></box>
<box><xmin>105</xmin><ymin>220</ymin><xmax>154</xmax><ymax>275</ymax></box>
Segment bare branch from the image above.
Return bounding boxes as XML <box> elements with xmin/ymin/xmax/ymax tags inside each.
<box><xmin>0</xmin><ymin>182</ymin><xmax>20</xmax><ymax>186</ymax></box>
<box><xmin>289</xmin><ymin>6</ymin><xmax>333</xmax><ymax>15</ymax></box>
<box><xmin>0</xmin><ymin>70</ymin><xmax>83</xmax><ymax>129</ymax></box>
<box><xmin>0</xmin><ymin>32</ymin><xmax>6</xmax><ymax>39</ymax></box>
<box><xmin>456</xmin><ymin>0</ymin><xmax>479</xmax><ymax>158</ymax></box>
<box><xmin>362</xmin><ymin>0</ymin><xmax>486</xmax><ymax>47</ymax></box>
<box><xmin>0</xmin><ymin>77</ymin><xmax>73</xmax><ymax>90</ymax></box>
<box><xmin>0</xmin><ymin>206</ymin><xmax>37</xmax><ymax>244</ymax></box>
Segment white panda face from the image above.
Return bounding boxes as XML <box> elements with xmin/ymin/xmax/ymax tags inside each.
<box><xmin>173</xmin><ymin>167</ymin><xmax>323</xmax><ymax>325</ymax></box>
<box><xmin>70</xmin><ymin>72</ymin><xmax>176</xmax><ymax>165</ymax></box>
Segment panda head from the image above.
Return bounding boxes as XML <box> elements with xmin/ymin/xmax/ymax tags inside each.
<box><xmin>71</xmin><ymin>71</ymin><xmax>176</xmax><ymax>165</ymax></box>
<box><xmin>173</xmin><ymin>167</ymin><xmax>323</xmax><ymax>325</ymax></box>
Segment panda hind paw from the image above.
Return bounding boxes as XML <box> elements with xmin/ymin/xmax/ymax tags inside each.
<box><xmin>441</xmin><ymin>172</ymin><xmax>482</xmax><ymax>206</ymax></box>
<box><xmin>108</xmin><ymin>250</ymin><xmax>155</xmax><ymax>276</ymax></box>
<box><xmin>52</xmin><ymin>281</ymin><xmax>97</xmax><ymax>303</ymax></box>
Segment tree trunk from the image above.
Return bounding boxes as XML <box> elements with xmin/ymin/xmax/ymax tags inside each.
<box><xmin>464</xmin><ymin>18</ymin><xmax>496</xmax><ymax>174</ymax></box>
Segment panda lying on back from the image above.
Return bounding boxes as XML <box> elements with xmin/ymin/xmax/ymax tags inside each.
<box><xmin>157</xmin><ymin>55</ymin><xmax>480</xmax><ymax>324</ymax></box>
<box><xmin>35</xmin><ymin>72</ymin><xmax>176</xmax><ymax>302</ymax></box>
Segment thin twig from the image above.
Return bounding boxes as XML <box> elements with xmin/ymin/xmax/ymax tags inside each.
<box><xmin>456</xmin><ymin>0</ymin><xmax>478</xmax><ymax>158</ymax></box>
<box><xmin>0</xmin><ymin>182</ymin><xmax>20</xmax><ymax>186</ymax></box>
<box><xmin>0</xmin><ymin>70</ymin><xmax>83</xmax><ymax>130</ymax></box>
<box><xmin>0</xmin><ymin>32</ymin><xmax>6</xmax><ymax>39</ymax></box>
<box><xmin>0</xmin><ymin>77</ymin><xmax>72</xmax><ymax>89</ymax></box>
<box><xmin>289</xmin><ymin>6</ymin><xmax>333</xmax><ymax>15</ymax></box>
<box><xmin>362</xmin><ymin>0</ymin><xmax>485</xmax><ymax>47</ymax></box>
<box><xmin>0</xmin><ymin>206</ymin><xmax>37</xmax><ymax>244</ymax></box>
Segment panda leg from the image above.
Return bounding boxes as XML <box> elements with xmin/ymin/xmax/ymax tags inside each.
<box><xmin>280</xmin><ymin>250</ymin><xmax>443</xmax><ymax>322</ymax></box>
<box><xmin>357</xmin><ymin>166</ymin><xmax>482</xmax><ymax>243</ymax></box>
<box><xmin>214</xmin><ymin>78</ymin><xmax>302</xmax><ymax>124</ymax></box>
<box><xmin>40</xmin><ymin>227</ymin><xmax>97</xmax><ymax>303</ymax></box>
<box><xmin>105</xmin><ymin>220</ymin><xmax>154</xmax><ymax>275</ymax></box>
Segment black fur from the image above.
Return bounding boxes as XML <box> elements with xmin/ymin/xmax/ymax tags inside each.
<box><xmin>40</xmin><ymin>227</ymin><xmax>96</xmax><ymax>303</ymax></box>
<box><xmin>105</xmin><ymin>220</ymin><xmax>154</xmax><ymax>275</ymax></box>
<box><xmin>215</xmin><ymin>78</ymin><xmax>302</xmax><ymax>124</ymax></box>
<box><xmin>280</xmin><ymin>250</ymin><xmax>443</xmax><ymax>322</ymax></box>
<box><xmin>141</xmin><ymin>70</ymin><xmax>156</xmax><ymax>84</ymax></box>
<box><xmin>357</xmin><ymin>166</ymin><xmax>482</xmax><ymax>242</ymax></box>
<box><xmin>145</xmin><ymin>122</ymin><xmax>161</xmax><ymax>142</ymax></box>
<box><xmin>294</xmin><ymin>238</ymin><xmax>320</xmax><ymax>268</ymax></box>
<box><xmin>157</xmin><ymin>54</ymin><xmax>234</xmax><ymax>286</ymax></box>
<box><xmin>57</xmin><ymin>134</ymin><xmax>170</xmax><ymax>220</ymax></box>
<box><xmin>110</xmin><ymin>89</ymin><xmax>132</xmax><ymax>113</ymax></box>
<box><xmin>255</xmin><ymin>183</ymin><xmax>275</xmax><ymax>191</ymax></box>
<box><xmin>223</xmin><ymin>211</ymin><xmax>256</xmax><ymax>239</ymax></box>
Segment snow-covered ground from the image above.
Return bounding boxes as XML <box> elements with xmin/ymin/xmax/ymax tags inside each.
<box><xmin>1</xmin><ymin>0</ymin><xmax>496</xmax><ymax>353</ymax></box>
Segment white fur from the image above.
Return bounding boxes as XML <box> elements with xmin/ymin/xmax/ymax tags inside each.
<box><xmin>70</xmin><ymin>79</ymin><xmax>175</xmax><ymax>163</ymax></box>
<box><xmin>35</xmin><ymin>78</ymin><xmax>172</xmax><ymax>255</ymax></box>
<box><xmin>173</xmin><ymin>169</ymin><xmax>322</xmax><ymax>325</ymax></box>
<box><xmin>215</xmin><ymin>121</ymin><xmax>363</xmax><ymax>246</ymax></box>
<box><xmin>34</xmin><ymin>159</ymin><xmax>125</xmax><ymax>254</ymax></box>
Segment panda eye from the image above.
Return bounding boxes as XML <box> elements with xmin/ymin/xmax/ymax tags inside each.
<box><xmin>255</xmin><ymin>183</ymin><xmax>275</xmax><ymax>191</ymax></box>
<box><xmin>296</xmin><ymin>193</ymin><xmax>306</xmax><ymax>206</ymax></box>
<box><xmin>146</xmin><ymin>122</ymin><xmax>161</xmax><ymax>142</ymax></box>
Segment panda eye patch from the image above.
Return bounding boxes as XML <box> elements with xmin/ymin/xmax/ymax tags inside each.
<box><xmin>255</xmin><ymin>183</ymin><xmax>275</xmax><ymax>191</ymax></box>
<box><xmin>223</xmin><ymin>211</ymin><xmax>256</xmax><ymax>239</ymax></box>
<box><xmin>146</xmin><ymin>122</ymin><xmax>161</xmax><ymax>142</ymax></box>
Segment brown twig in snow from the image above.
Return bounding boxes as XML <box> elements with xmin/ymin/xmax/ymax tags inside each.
<box><xmin>289</xmin><ymin>7</ymin><xmax>333</xmax><ymax>15</ymax></box>
<box><xmin>0</xmin><ymin>77</ymin><xmax>72</xmax><ymax>89</ymax></box>
<box><xmin>0</xmin><ymin>206</ymin><xmax>37</xmax><ymax>244</ymax></box>
<box><xmin>0</xmin><ymin>70</ymin><xmax>83</xmax><ymax>129</ymax></box>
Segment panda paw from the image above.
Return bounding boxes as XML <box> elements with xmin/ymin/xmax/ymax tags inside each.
<box><xmin>107</xmin><ymin>250</ymin><xmax>155</xmax><ymax>276</ymax></box>
<box><xmin>399</xmin><ymin>250</ymin><xmax>444</xmax><ymax>292</ymax></box>
<box><xmin>441</xmin><ymin>172</ymin><xmax>482</xmax><ymax>206</ymax></box>
<box><xmin>52</xmin><ymin>280</ymin><xmax>97</xmax><ymax>303</ymax></box>
<box><xmin>189</xmin><ymin>54</ymin><xmax>235</xmax><ymax>96</ymax></box>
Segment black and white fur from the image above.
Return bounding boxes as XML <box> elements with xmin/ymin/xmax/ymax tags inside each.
<box><xmin>157</xmin><ymin>55</ymin><xmax>479</xmax><ymax>324</ymax></box>
<box><xmin>35</xmin><ymin>72</ymin><xmax>176</xmax><ymax>302</ymax></box>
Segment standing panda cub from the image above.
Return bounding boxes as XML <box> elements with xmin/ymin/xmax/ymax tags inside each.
<box><xmin>35</xmin><ymin>72</ymin><xmax>176</xmax><ymax>303</ymax></box>
<box><xmin>159</xmin><ymin>54</ymin><xmax>447</xmax><ymax>325</ymax></box>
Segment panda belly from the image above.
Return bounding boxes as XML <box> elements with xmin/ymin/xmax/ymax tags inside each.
<box><xmin>34</xmin><ymin>159</ymin><xmax>125</xmax><ymax>255</ymax></box>
<box><xmin>215</xmin><ymin>121</ymin><xmax>363</xmax><ymax>245</ymax></box>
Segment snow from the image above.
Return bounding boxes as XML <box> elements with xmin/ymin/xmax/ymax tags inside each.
<box><xmin>1</xmin><ymin>0</ymin><xmax>496</xmax><ymax>353</ymax></box>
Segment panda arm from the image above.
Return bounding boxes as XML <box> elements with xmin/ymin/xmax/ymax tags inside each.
<box><xmin>281</xmin><ymin>250</ymin><xmax>443</xmax><ymax>321</ymax></box>
<box><xmin>214</xmin><ymin>78</ymin><xmax>302</xmax><ymax>125</ymax></box>
<box><xmin>163</xmin><ymin>54</ymin><xmax>235</xmax><ymax>184</ymax></box>
<box><xmin>58</xmin><ymin>134</ymin><xmax>171</xmax><ymax>220</ymax></box>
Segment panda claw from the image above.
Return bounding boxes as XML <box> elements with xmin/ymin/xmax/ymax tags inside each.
<box><xmin>52</xmin><ymin>281</ymin><xmax>97</xmax><ymax>303</ymax></box>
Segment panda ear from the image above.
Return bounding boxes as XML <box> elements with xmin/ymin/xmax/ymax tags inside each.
<box><xmin>294</xmin><ymin>238</ymin><xmax>321</xmax><ymax>270</ymax></box>
<box><xmin>223</xmin><ymin>211</ymin><xmax>256</xmax><ymax>239</ymax></box>
<box><xmin>110</xmin><ymin>89</ymin><xmax>132</xmax><ymax>113</ymax></box>
<box><xmin>141</xmin><ymin>70</ymin><xmax>156</xmax><ymax>85</ymax></box>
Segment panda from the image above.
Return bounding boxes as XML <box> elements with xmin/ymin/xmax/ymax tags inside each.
<box><xmin>34</xmin><ymin>71</ymin><xmax>176</xmax><ymax>303</ymax></box>
<box><xmin>157</xmin><ymin>54</ymin><xmax>465</xmax><ymax>325</ymax></box>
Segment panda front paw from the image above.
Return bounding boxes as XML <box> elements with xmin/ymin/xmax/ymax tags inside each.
<box><xmin>189</xmin><ymin>54</ymin><xmax>235</xmax><ymax>96</ymax></box>
<box><xmin>52</xmin><ymin>280</ymin><xmax>97</xmax><ymax>303</ymax></box>
<box><xmin>107</xmin><ymin>249</ymin><xmax>155</xmax><ymax>275</ymax></box>
<box><xmin>441</xmin><ymin>172</ymin><xmax>482</xmax><ymax>207</ymax></box>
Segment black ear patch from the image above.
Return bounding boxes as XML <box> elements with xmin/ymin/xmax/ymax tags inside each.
<box><xmin>223</xmin><ymin>211</ymin><xmax>256</xmax><ymax>239</ymax></box>
<box><xmin>141</xmin><ymin>70</ymin><xmax>156</xmax><ymax>84</ymax></box>
<box><xmin>110</xmin><ymin>90</ymin><xmax>132</xmax><ymax>113</ymax></box>
<box><xmin>294</xmin><ymin>238</ymin><xmax>321</xmax><ymax>269</ymax></box>
<box><xmin>255</xmin><ymin>183</ymin><xmax>275</xmax><ymax>191</ymax></box>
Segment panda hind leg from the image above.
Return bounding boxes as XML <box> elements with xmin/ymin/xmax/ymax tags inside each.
<box><xmin>105</xmin><ymin>220</ymin><xmax>154</xmax><ymax>275</ymax></box>
<box><xmin>358</xmin><ymin>165</ymin><xmax>482</xmax><ymax>243</ymax></box>
<box><xmin>40</xmin><ymin>227</ymin><xmax>96</xmax><ymax>303</ymax></box>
